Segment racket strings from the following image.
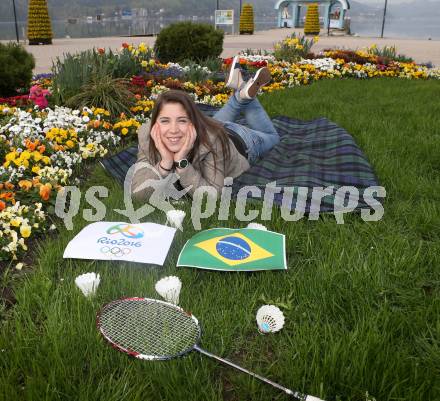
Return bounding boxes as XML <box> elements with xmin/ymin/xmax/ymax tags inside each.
<box><xmin>98</xmin><ymin>299</ymin><xmax>200</xmax><ymax>359</ymax></box>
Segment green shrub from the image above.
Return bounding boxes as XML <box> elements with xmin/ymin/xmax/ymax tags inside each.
<box><xmin>52</xmin><ymin>51</ymin><xmax>100</xmax><ymax>105</ymax></box>
<box><xmin>0</xmin><ymin>43</ymin><xmax>35</xmax><ymax>97</ymax></box>
<box><xmin>199</xmin><ymin>56</ymin><xmax>223</xmax><ymax>73</ymax></box>
<box><xmin>180</xmin><ymin>56</ymin><xmax>223</xmax><ymax>83</ymax></box>
<box><xmin>369</xmin><ymin>45</ymin><xmax>414</xmax><ymax>63</ymax></box>
<box><xmin>154</xmin><ymin>22</ymin><xmax>224</xmax><ymax>64</ymax></box>
<box><xmin>51</xmin><ymin>48</ymin><xmax>141</xmax><ymax>105</ymax></box>
<box><xmin>273</xmin><ymin>33</ymin><xmax>316</xmax><ymax>62</ymax></box>
<box><xmin>66</xmin><ymin>73</ymin><xmax>134</xmax><ymax>117</ymax></box>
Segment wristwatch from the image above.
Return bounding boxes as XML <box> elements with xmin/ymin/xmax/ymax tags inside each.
<box><xmin>174</xmin><ymin>159</ymin><xmax>189</xmax><ymax>169</ymax></box>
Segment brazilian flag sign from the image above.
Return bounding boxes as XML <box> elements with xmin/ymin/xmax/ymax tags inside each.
<box><xmin>177</xmin><ymin>228</ymin><xmax>286</xmax><ymax>271</ymax></box>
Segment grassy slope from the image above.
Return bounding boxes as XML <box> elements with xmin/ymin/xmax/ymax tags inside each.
<box><xmin>1</xmin><ymin>79</ymin><xmax>439</xmax><ymax>401</ymax></box>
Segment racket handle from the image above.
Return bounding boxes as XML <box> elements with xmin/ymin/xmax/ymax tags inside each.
<box><xmin>194</xmin><ymin>345</ymin><xmax>324</xmax><ymax>401</ymax></box>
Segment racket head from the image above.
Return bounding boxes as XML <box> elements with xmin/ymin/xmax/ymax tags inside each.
<box><xmin>96</xmin><ymin>297</ymin><xmax>201</xmax><ymax>360</ymax></box>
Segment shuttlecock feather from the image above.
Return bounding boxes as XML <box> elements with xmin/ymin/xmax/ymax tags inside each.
<box><xmin>75</xmin><ymin>272</ymin><xmax>100</xmax><ymax>297</ymax></box>
<box><xmin>166</xmin><ymin>209</ymin><xmax>186</xmax><ymax>230</ymax></box>
<box><xmin>246</xmin><ymin>223</ymin><xmax>267</xmax><ymax>231</ymax></box>
<box><xmin>155</xmin><ymin>276</ymin><xmax>182</xmax><ymax>305</ymax></box>
<box><xmin>256</xmin><ymin>305</ymin><xmax>285</xmax><ymax>334</ymax></box>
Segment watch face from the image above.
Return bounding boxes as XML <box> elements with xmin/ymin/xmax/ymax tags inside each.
<box><xmin>177</xmin><ymin>159</ymin><xmax>189</xmax><ymax>169</ymax></box>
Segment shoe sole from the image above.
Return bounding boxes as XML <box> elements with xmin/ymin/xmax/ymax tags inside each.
<box><xmin>246</xmin><ymin>67</ymin><xmax>271</xmax><ymax>98</ymax></box>
<box><xmin>226</xmin><ymin>55</ymin><xmax>240</xmax><ymax>88</ymax></box>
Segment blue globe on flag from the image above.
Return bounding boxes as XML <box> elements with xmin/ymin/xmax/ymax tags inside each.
<box><xmin>215</xmin><ymin>236</ymin><xmax>251</xmax><ymax>260</ymax></box>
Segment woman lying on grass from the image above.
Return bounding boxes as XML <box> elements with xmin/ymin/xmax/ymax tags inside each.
<box><xmin>131</xmin><ymin>56</ymin><xmax>279</xmax><ymax>200</ymax></box>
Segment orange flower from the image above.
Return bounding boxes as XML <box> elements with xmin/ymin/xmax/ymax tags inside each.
<box><xmin>122</xmin><ymin>42</ymin><xmax>129</xmax><ymax>49</ymax></box>
<box><xmin>37</xmin><ymin>145</ymin><xmax>46</xmax><ymax>153</ymax></box>
<box><xmin>32</xmin><ymin>177</ymin><xmax>41</xmax><ymax>187</ymax></box>
<box><xmin>18</xmin><ymin>180</ymin><xmax>33</xmax><ymax>191</ymax></box>
<box><xmin>98</xmin><ymin>48</ymin><xmax>105</xmax><ymax>55</ymax></box>
<box><xmin>0</xmin><ymin>191</ymin><xmax>14</xmax><ymax>201</ymax></box>
<box><xmin>135</xmin><ymin>94</ymin><xmax>141</xmax><ymax>100</ymax></box>
<box><xmin>39</xmin><ymin>184</ymin><xmax>52</xmax><ymax>201</ymax></box>
<box><xmin>0</xmin><ymin>200</ymin><xmax>5</xmax><ymax>211</ymax></box>
<box><xmin>0</xmin><ymin>183</ymin><xmax>3</xmax><ymax>190</ymax></box>
<box><xmin>5</xmin><ymin>182</ymin><xmax>14</xmax><ymax>190</ymax></box>
<box><xmin>25</xmin><ymin>139</ymin><xmax>38</xmax><ymax>151</ymax></box>
<box><xmin>93</xmin><ymin>120</ymin><xmax>101</xmax><ymax>128</ymax></box>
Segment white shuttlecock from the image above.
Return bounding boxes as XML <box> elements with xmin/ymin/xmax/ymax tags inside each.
<box><xmin>256</xmin><ymin>305</ymin><xmax>285</xmax><ymax>334</ymax></box>
<box><xmin>166</xmin><ymin>209</ymin><xmax>186</xmax><ymax>230</ymax></box>
<box><xmin>75</xmin><ymin>272</ymin><xmax>100</xmax><ymax>297</ymax></box>
<box><xmin>155</xmin><ymin>276</ymin><xmax>182</xmax><ymax>305</ymax></box>
<box><xmin>246</xmin><ymin>222</ymin><xmax>268</xmax><ymax>231</ymax></box>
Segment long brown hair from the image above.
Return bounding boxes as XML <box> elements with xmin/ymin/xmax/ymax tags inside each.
<box><xmin>148</xmin><ymin>90</ymin><xmax>231</xmax><ymax>177</ymax></box>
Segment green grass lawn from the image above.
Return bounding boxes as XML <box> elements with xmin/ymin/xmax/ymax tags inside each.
<box><xmin>1</xmin><ymin>79</ymin><xmax>439</xmax><ymax>401</ymax></box>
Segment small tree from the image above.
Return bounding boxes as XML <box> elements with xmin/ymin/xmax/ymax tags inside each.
<box><xmin>304</xmin><ymin>4</ymin><xmax>320</xmax><ymax>36</ymax></box>
<box><xmin>154</xmin><ymin>22</ymin><xmax>223</xmax><ymax>64</ymax></box>
<box><xmin>27</xmin><ymin>0</ymin><xmax>53</xmax><ymax>45</ymax></box>
<box><xmin>239</xmin><ymin>4</ymin><xmax>254</xmax><ymax>35</ymax></box>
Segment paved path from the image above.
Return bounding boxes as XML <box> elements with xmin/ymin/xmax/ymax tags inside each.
<box><xmin>6</xmin><ymin>28</ymin><xmax>439</xmax><ymax>74</ymax></box>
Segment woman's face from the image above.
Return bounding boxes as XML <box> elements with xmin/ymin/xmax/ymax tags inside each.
<box><xmin>156</xmin><ymin>102</ymin><xmax>191</xmax><ymax>153</ymax></box>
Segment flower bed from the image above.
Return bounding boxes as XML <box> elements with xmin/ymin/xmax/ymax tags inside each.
<box><xmin>1</xmin><ymin>41</ymin><xmax>439</xmax><ymax>266</ymax></box>
<box><xmin>0</xmin><ymin>105</ymin><xmax>142</xmax><ymax>262</ymax></box>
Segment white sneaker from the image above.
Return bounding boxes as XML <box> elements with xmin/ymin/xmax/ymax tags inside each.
<box><xmin>239</xmin><ymin>67</ymin><xmax>271</xmax><ymax>100</ymax></box>
<box><xmin>225</xmin><ymin>55</ymin><xmax>243</xmax><ymax>90</ymax></box>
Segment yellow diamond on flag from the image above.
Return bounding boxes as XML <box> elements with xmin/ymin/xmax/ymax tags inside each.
<box><xmin>194</xmin><ymin>233</ymin><xmax>273</xmax><ymax>267</ymax></box>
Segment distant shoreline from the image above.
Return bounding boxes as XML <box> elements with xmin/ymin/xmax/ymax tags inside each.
<box><xmin>1</xmin><ymin>17</ymin><xmax>440</xmax><ymax>42</ymax></box>
<box><xmin>2</xmin><ymin>31</ymin><xmax>439</xmax><ymax>44</ymax></box>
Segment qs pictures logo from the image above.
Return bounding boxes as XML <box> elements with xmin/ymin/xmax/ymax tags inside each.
<box><xmin>106</xmin><ymin>223</ymin><xmax>144</xmax><ymax>239</ymax></box>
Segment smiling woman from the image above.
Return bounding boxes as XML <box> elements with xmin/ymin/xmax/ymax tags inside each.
<box><xmin>131</xmin><ymin>60</ymin><xmax>279</xmax><ymax>200</ymax></box>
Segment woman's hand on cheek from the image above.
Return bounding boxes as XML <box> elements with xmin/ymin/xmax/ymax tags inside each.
<box><xmin>151</xmin><ymin>123</ymin><xmax>174</xmax><ymax>166</ymax></box>
<box><xmin>174</xmin><ymin>124</ymin><xmax>197</xmax><ymax>162</ymax></box>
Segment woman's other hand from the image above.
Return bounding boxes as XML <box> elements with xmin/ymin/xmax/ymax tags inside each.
<box><xmin>174</xmin><ymin>123</ymin><xmax>197</xmax><ymax>162</ymax></box>
<box><xmin>150</xmin><ymin>123</ymin><xmax>174</xmax><ymax>169</ymax></box>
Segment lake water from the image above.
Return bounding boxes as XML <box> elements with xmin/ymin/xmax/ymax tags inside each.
<box><xmin>0</xmin><ymin>15</ymin><xmax>439</xmax><ymax>42</ymax></box>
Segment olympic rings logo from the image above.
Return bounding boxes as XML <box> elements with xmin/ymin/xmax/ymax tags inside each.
<box><xmin>106</xmin><ymin>223</ymin><xmax>144</xmax><ymax>239</ymax></box>
<box><xmin>100</xmin><ymin>246</ymin><xmax>132</xmax><ymax>258</ymax></box>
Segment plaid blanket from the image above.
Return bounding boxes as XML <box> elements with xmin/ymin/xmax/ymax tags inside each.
<box><xmin>101</xmin><ymin>105</ymin><xmax>379</xmax><ymax>213</ymax></box>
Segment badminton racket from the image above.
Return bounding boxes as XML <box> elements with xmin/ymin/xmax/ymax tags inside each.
<box><xmin>96</xmin><ymin>297</ymin><xmax>324</xmax><ymax>401</ymax></box>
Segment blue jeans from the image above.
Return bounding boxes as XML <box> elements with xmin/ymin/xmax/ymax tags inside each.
<box><xmin>213</xmin><ymin>92</ymin><xmax>280</xmax><ymax>164</ymax></box>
